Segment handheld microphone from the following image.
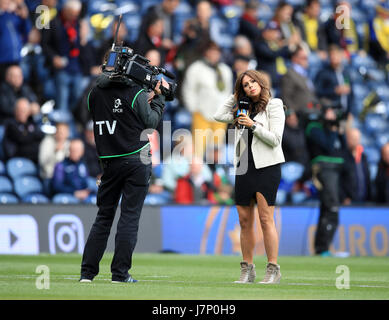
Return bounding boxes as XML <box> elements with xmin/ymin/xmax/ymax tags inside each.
<box><xmin>237</xmin><ymin>96</ymin><xmax>250</xmax><ymax>129</ymax></box>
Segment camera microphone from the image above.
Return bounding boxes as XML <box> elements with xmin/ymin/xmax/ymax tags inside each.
<box><xmin>157</xmin><ymin>67</ymin><xmax>176</xmax><ymax>80</ymax></box>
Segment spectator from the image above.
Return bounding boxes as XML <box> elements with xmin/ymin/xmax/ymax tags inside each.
<box><xmin>238</xmin><ymin>0</ymin><xmax>262</xmax><ymax>42</ymax></box>
<box><xmin>314</xmin><ymin>44</ymin><xmax>353</xmax><ymax>118</ymax></box>
<box><xmin>341</xmin><ymin>127</ymin><xmax>372</xmax><ymax>205</ymax></box>
<box><xmin>174</xmin><ymin>156</ymin><xmax>214</xmax><ymax>204</ymax></box>
<box><xmin>82</xmin><ymin>120</ymin><xmax>101</xmax><ymax>179</ymax></box>
<box><xmin>282</xmin><ymin>109</ymin><xmax>311</xmax><ymax>184</ymax></box>
<box><xmin>226</xmin><ymin>35</ymin><xmax>257</xmax><ymax>70</ymax></box>
<box><xmin>272</xmin><ymin>1</ymin><xmax>302</xmax><ymax>45</ymax></box>
<box><xmin>207</xmin><ymin>146</ymin><xmax>234</xmax><ymax>205</ymax></box>
<box><xmin>375</xmin><ymin>142</ymin><xmax>389</xmax><ymax>204</ymax></box>
<box><xmin>52</xmin><ymin>138</ymin><xmax>91</xmax><ymax>201</ymax></box>
<box><xmin>232</xmin><ymin>54</ymin><xmax>250</xmax><ymax>85</ymax></box>
<box><xmin>2</xmin><ymin>98</ymin><xmax>44</xmax><ymax>163</ymax></box>
<box><xmin>0</xmin><ymin>0</ymin><xmax>31</xmax><ymax>79</ymax></box>
<box><xmin>322</xmin><ymin>1</ymin><xmax>362</xmax><ymax>58</ymax></box>
<box><xmin>182</xmin><ymin>40</ymin><xmax>233</xmax><ymax>158</ymax></box>
<box><xmin>78</xmin><ymin>19</ymin><xmax>100</xmax><ymax>92</ymax></box>
<box><xmin>174</xmin><ymin>0</ymin><xmax>213</xmax><ymax>96</ymax></box>
<box><xmin>162</xmin><ymin>134</ymin><xmax>212</xmax><ymax>193</ymax></box>
<box><xmin>0</xmin><ymin>65</ymin><xmax>40</xmax><ymax>124</ymax></box>
<box><xmin>134</xmin><ymin>13</ymin><xmax>167</xmax><ymax>64</ymax></box>
<box><xmin>38</xmin><ymin>122</ymin><xmax>70</xmax><ymax>180</ymax></box>
<box><xmin>95</xmin><ymin>20</ymin><xmax>131</xmax><ymax>69</ymax></box>
<box><xmin>365</xmin><ymin>2</ymin><xmax>389</xmax><ymax>71</ymax></box>
<box><xmin>280</xmin><ymin>46</ymin><xmax>319</xmax><ymax>126</ymax></box>
<box><xmin>294</xmin><ymin>0</ymin><xmax>327</xmax><ymax>59</ymax></box>
<box><xmin>40</xmin><ymin>0</ymin><xmax>84</xmax><ymax>111</ymax></box>
<box><xmin>254</xmin><ymin>21</ymin><xmax>297</xmax><ymax>91</ymax></box>
<box><xmin>20</xmin><ymin>27</ymin><xmax>54</xmax><ymax>102</ymax></box>
<box><xmin>138</xmin><ymin>0</ymin><xmax>180</xmax><ymax>63</ymax></box>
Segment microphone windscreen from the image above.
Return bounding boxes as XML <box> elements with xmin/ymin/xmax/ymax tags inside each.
<box><xmin>238</xmin><ymin>96</ymin><xmax>250</xmax><ymax>110</ymax></box>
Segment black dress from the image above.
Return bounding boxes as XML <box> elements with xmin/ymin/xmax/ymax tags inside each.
<box><xmin>234</xmin><ymin>115</ymin><xmax>281</xmax><ymax>206</ymax></box>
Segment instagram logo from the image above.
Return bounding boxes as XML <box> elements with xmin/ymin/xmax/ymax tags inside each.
<box><xmin>48</xmin><ymin>215</ymin><xmax>85</xmax><ymax>254</ymax></box>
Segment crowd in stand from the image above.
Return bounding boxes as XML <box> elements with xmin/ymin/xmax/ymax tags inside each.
<box><xmin>0</xmin><ymin>0</ymin><xmax>388</xmax><ymax>205</ymax></box>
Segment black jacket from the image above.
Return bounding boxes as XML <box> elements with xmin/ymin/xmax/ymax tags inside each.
<box><xmin>88</xmin><ymin>73</ymin><xmax>165</xmax><ymax>158</ymax></box>
<box><xmin>375</xmin><ymin>161</ymin><xmax>389</xmax><ymax>203</ymax></box>
<box><xmin>340</xmin><ymin>149</ymin><xmax>372</xmax><ymax>203</ymax></box>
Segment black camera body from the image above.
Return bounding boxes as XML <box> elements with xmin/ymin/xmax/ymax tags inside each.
<box><xmin>102</xmin><ymin>17</ymin><xmax>176</xmax><ymax>101</ymax></box>
<box><xmin>103</xmin><ymin>46</ymin><xmax>176</xmax><ymax>101</ymax></box>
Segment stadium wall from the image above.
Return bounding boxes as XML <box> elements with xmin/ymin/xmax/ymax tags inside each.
<box><xmin>0</xmin><ymin>205</ymin><xmax>388</xmax><ymax>256</ymax></box>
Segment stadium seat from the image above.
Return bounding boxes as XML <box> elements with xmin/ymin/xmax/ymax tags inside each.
<box><xmin>13</xmin><ymin>176</ymin><xmax>43</xmax><ymax>199</ymax></box>
<box><xmin>375</xmin><ymin>132</ymin><xmax>389</xmax><ymax>148</ymax></box>
<box><xmin>173</xmin><ymin>109</ymin><xmax>192</xmax><ymax>130</ymax></box>
<box><xmin>52</xmin><ymin>193</ymin><xmax>80</xmax><ymax>204</ymax></box>
<box><xmin>291</xmin><ymin>191</ymin><xmax>307</xmax><ymax>204</ymax></box>
<box><xmin>22</xmin><ymin>193</ymin><xmax>50</xmax><ymax>204</ymax></box>
<box><xmin>275</xmin><ymin>189</ymin><xmax>287</xmax><ymax>206</ymax></box>
<box><xmin>6</xmin><ymin>157</ymin><xmax>38</xmax><ymax>181</ymax></box>
<box><xmin>0</xmin><ymin>176</ymin><xmax>13</xmax><ymax>193</ymax></box>
<box><xmin>153</xmin><ymin>163</ymin><xmax>163</xmax><ymax>179</ymax></box>
<box><xmin>144</xmin><ymin>192</ymin><xmax>171</xmax><ymax>205</ymax></box>
<box><xmin>364</xmin><ymin>146</ymin><xmax>381</xmax><ymax>164</ymax></box>
<box><xmin>281</xmin><ymin>162</ymin><xmax>305</xmax><ymax>184</ymax></box>
<box><xmin>0</xmin><ymin>125</ymin><xmax>4</xmax><ymax>160</ymax></box>
<box><xmin>84</xmin><ymin>194</ymin><xmax>97</xmax><ymax>204</ymax></box>
<box><xmin>0</xmin><ymin>193</ymin><xmax>19</xmax><ymax>204</ymax></box>
<box><xmin>87</xmin><ymin>176</ymin><xmax>99</xmax><ymax>194</ymax></box>
<box><xmin>364</xmin><ymin>114</ymin><xmax>388</xmax><ymax>134</ymax></box>
<box><xmin>0</xmin><ymin>160</ymin><xmax>5</xmax><ymax>175</ymax></box>
<box><xmin>352</xmin><ymin>55</ymin><xmax>377</xmax><ymax>70</ymax></box>
<box><xmin>369</xmin><ymin>163</ymin><xmax>378</xmax><ymax>181</ymax></box>
<box><xmin>376</xmin><ymin>85</ymin><xmax>389</xmax><ymax>102</ymax></box>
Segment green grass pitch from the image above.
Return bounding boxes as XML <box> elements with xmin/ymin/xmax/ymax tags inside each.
<box><xmin>0</xmin><ymin>254</ymin><xmax>388</xmax><ymax>300</ymax></box>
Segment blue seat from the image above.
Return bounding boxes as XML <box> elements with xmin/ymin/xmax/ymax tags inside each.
<box><xmin>364</xmin><ymin>146</ymin><xmax>381</xmax><ymax>164</ymax></box>
<box><xmin>173</xmin><ymin>109</ymin><xmax>192</xmax><ymax>130</ymax></box>
<box><xmin>14</xmin><ymin>176</ymin><xmax>43</xmax><ymax>198</ymax></box>
<box><xmin>52</xmin><ymin>193</ymin><xmax>80</xmax><ymax>204</ymax></box>
<box><xmin>369</xmin><ymin>163</ymin><xmax>378</xmax><ymax>181</ymax></box>
<box><xmin>0</xmin><ymin>193</ymin><xmax>18</xmax><ymax>204</ymax></box>
<box><xmin>291</xmin><ymin>191</ymin><xmax>307</xmax><ymax>204</ymax></box>
<box><xmin>0</xmin><ymin>160</ymin><xmax>6</xmax><ymax>175</ymax></box>
<box><xmin>0</xmin><ymin>125</ymin><xmax>5</xmax><ymax>160</ymax></box>
<box><xmin>0</xmin><ymin>176</ymin><xmax>13</xmax><ymax>193</ymax></box>
<box><xmin>281</xmin><ymin>162</ymin><xmax>305</xmax><ymax>184</ymax></box>
<box><xmin>153</xmin><ymin>164</ymin><xmax>163</xmax><ymax>179</ymax></box>
<box><xmin>376</xmin><ymin>85</ymin><xmax>389</xmax><ymax>102</ymax></box>
<box><xmin>364</xmin><ymin>114</ymin><xmax>387</xmax><ymax>134</ymax></box>
<box><xmin>375</xmin><ymin>131</ymin><xmax>389</xmax><ymax>148</ymax></box>
<box><xmin>275</xmin><ymin>189</ymin><xmax>287</xmax><ymax>205</ymax></box>
<box><xmin>84</xmin><ymin>194</ymin><xmax>97</xmax><ymax>204</ymax></box>
<box><xmin>6</xmin><ymin>158</ymin><xmax>38</xmax><ymax>180</ymax></box>
<box><xmin>87</xmin><ymin>176</ymin><xmax>99</xmax><ymax>194</ymax></box>
<box><xmin>22</xmin><ymin>193</ymin><xmax>49</xmax><ymax>204</ymax></box>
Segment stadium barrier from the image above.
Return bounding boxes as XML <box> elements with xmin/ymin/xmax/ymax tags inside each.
<box><xmin>0</xmin><ymin>205</ymin><xmax>388</xmax><ymax>256</ymax></box>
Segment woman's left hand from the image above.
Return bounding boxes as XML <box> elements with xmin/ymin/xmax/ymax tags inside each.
<box><xmin>237</xmin><ymin>114</ymin><xmax>255</xmax><ymax>128</ymax></box>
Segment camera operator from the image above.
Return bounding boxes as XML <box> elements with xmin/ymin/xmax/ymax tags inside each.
<box><xmin>80</xmin><ymin>56</ymin><xmax>169</xmax><ymax>283</ymax></box>
<box><xmin>305</xmin><ymin>104</ymin><xmax>347</xmax><ymax>256</ymax></box>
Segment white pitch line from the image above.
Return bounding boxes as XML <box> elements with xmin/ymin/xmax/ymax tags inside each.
<box><xmin>1</xmin><ymin>275</ymin><xmax>389</xmax><ymax>289</ymax></box>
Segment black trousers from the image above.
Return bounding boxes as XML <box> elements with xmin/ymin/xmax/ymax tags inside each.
<box><xmin>81</xmin><ymin>153</ymin><xmax>152</xmax><ymax>281</ymax></box>
<box><xmin>314</xmin><ymin>162</ymin><xmax>342</xmax><ymax>254</ymax></box>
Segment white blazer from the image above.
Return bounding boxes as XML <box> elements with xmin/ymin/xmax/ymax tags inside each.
<box><xmin>214</xmin><ymin>95</ymin><xmax>285</xmax><ymax>169</ymax></box>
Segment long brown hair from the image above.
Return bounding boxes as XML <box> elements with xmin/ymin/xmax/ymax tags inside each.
<box><xmin>233</xmin><ymin>70</ymin><xmax>271</xmax><ymax>116</ymax></box>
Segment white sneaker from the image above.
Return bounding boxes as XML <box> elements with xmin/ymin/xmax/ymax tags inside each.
<box><xmin>79</xmin><ymin>278</ymin><xmax>92</xmax><ymax>283</ymax></box>
<box><xmin>259</xmin><ymin>263</ymin><xmax>281</xmax><ymax>284</ymax></box>
<box><xmin>234</xmin><ymin>261</ymin><xmax>256</xmax><ymax>283</ymax></box>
